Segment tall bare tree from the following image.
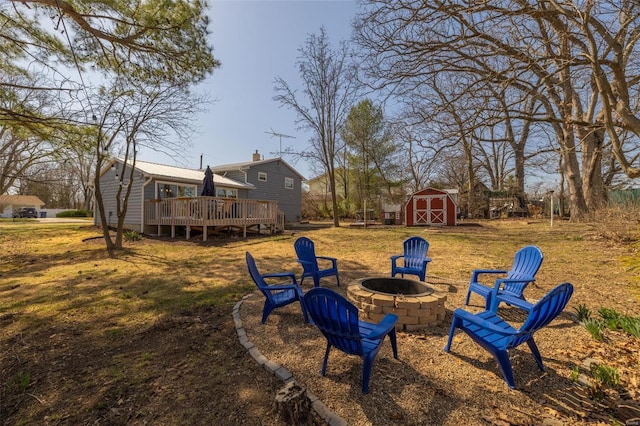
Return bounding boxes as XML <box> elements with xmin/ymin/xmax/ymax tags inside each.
<box><xmin>274</xmin><ymin>27</ymin><xmax>359</xmax><ymax>227</ymax></box>
<box><xmin>354</xmin><ymin>0</ymin><xmax>640</xmax><ymax>219</ymax></box>
<box><xmin>0</xmin><ymin>73</ymin><xmax>68</xmax><ymax>194</ymax></box>
<box><xmin>92</xmin><ymin>78</ymin><xmax>209</xmax><ymax>255</ymax></box>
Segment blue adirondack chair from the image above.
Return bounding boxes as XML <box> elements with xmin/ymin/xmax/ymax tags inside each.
<box><xmin>445</xmin><ymin>282</ymin><xmax>573</xmax><ymax>389</ymax></box>
<box><xmin>303</xmin><ymin>287</ymin><xmax>399</xmax><ymax>394</ymax></box>
<box><xmin>294</xmin><ymin>237</ymin><xmax>340</xmax><ymax>287</ymax></box>
<box><xmin>390</xmin><ymin>236</ymin><xmax>431</xmax><ymax>281</ymax></box>
<box><xmin>245</xmin><ymin>252</ymin><xmax>308</xmax><ymax>324</ymax></box>
<box><xmin>464</xmin><ymin>245</ymin><xmax>543</xmax><ymax>311</ymax></box>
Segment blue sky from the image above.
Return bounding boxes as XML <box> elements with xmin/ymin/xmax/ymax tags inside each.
<box><xmin>139</xmin><ymin>0</ymin><xmax>358</xmax><ymax>180</ymax></box>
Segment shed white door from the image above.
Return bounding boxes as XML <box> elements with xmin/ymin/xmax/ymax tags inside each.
<box><xmin>413</xmin><ymin>195</ymin><xmax>446</xmax><ymax>225</ymax></box>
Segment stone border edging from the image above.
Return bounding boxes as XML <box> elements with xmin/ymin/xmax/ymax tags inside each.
<box><xmin>233</xmin><ymin>295</ymin><xmax>347</xmax><ymax>426</ymax></box>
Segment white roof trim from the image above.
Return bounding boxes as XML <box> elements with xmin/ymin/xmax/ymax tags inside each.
<box><xmin>100</xmin><ymin>159</ymin><xmax>254</xmax><ymax>189</ymax></box>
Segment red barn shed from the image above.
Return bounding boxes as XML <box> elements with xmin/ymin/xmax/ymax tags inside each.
<box><xmin>405</xmin><ymin>188</ymin><xmax>458</xmax><ymax>226</ymax></box>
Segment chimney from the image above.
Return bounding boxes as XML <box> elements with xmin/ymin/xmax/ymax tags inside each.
<box><xmin>252</xmin><ymin>150</ymin><xmax>261</xmax><ymax>161</ymax></box>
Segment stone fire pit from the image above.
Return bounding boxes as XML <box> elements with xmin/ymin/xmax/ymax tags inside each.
<box><xmin>347</xmin><ymin>277</ymin><xmax>447</xmax><ymax>331</ymax></box>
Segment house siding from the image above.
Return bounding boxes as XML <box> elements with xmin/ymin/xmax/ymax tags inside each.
<box><xmin>242</xmin><ymin>161</ymin><xmax>301</xmax><ymax>222</ymax></box>
<box><xmin>95</xmin><ymin>157</ymin><xmax>297</xmax><ymax>235</ymax></box>
<box><xmin>95</xmin><ymin>167</ymin><xmax>145</xmax><ymax>231</ymax></box>
<box><xmin>219</xmin><ymin>170</ymin><xmax>247</xmax><ymax>184</ymax></box>
<box><xmin>96</xmin><ymin>167</ymin><xmax>254</xmax><ymax>232</ymax></box>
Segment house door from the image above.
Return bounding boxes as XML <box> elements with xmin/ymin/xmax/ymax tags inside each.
<box><xmin>413</xmin><ymin>195</ymin><xmax>447</xmax><ymax>225</ymax></box>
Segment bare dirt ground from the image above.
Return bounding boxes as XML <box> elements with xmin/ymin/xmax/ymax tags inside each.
<box><xmin>1</xmin><ymin>303</ymin><xmax>288</xmax><ymax>425</ymax></box>
<box><xmin>1</xmin><ymin>220</ymin><xmax>639</xmax><ymax>425</ymax></box>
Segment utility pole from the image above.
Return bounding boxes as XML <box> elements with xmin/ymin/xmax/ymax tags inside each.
<box><xmin>265</xmin><ymin>129</ymin><xmax>295</xmax><ymax>156</ymax></box>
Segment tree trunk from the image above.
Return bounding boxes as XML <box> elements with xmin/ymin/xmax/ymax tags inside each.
<box><xmin>93</xmin><ymin>160</ymin><xmax>116</xmax><ymax>257</ymax></box>
<box><xmin>559</xmin><ymin>130</ymin><xmax>588</xmax><ymax>221</ymax></box>
<box><xmin>329</xmin><ymin>170</ymin><xmax>340</xmax><ymax>227</ymax></box>
<box><xmin>579</xmin><ymin>125</ymin><xmax>607</xmax><ymax>212</ymax></box>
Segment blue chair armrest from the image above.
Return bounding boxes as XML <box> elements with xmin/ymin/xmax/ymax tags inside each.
<box><xmin>470</xmin><ymin>269</ymin><xmax>508</xmax><ymax>282</ymax></box>
<box><xmin>491</xmin><ymin>276</ymin><xmax>535</xmax><ymax>292</ymax></box>
<box><xmin>496</xmin><ymin>276</ymin><xmax>535</xmax><ymax>285</ymax></box>
<box><xmin>491</xmin><ymin>294</ymin><xmax>533</xmax><ymax>312</ymax></box>
<box><xmin>424</xmin><ymin>257</ymin><xmax>432</xmax><ymax>263</ymax></box>
<box><xmin>297</xmin><ymin>259</ymin><xmax>315</xmax><ymax>268</ymax></box>
<box><xmin>317</xmin><ymin>256</ymin><xmax>338</xmax><ymax>266</ymax></box>
<box><xmin>264</xmin><ymin>283</ymin><xmax>302</xmax><ymax>291</ymax></box>
<box><xmin>262</xmin><ymin>272</ymin><xmax>297</xmax><ymax>282</ymax></box>
<box><xmin>390</xmin><ymin>255</ymin><xmax>403</xmax><ymax>268</ymax></box>
<box><xmin>363</xmin><ymin>314</ymin><xmax>398</xmax><ymax>340</ymax></box>
<box><xmin>452</xmin><ymin>309</ymin><xmax>517</xmax><ymax>336</ymax></box>
<box><xmin>488</xmin><ymin>276</ymin><xmax>535</xmax><ymax>311</ymax></box>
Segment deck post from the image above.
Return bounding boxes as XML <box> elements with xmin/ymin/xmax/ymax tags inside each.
<box><xmin>203</xmin><ymin>225</ymin><xmax>208</xmax><ymax>242</ymax></box>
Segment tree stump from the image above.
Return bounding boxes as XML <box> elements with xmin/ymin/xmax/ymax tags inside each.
<box><xmin>273</xmin><ymin>381</ymin><xmax>311</xmax><ymax>424</ymax></box>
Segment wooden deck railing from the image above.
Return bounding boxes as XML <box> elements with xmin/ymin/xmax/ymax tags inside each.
<box><xmin>144</xmin><ymin>197</ymin><xmax>284</xmax><ymax>240</ymax></box>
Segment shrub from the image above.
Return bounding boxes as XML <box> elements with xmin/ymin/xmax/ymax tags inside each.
<box><xmin>591</xmin><ymin>205</ymin><xmax>640</xmax><ymax>243</ymax></box>
<box><xmin>582</xmin><ymin>317</ymin><xmax>605</xmax><ymax>341</ymax></box>
<box><xmin>619</xmin><ymin>316</ymin><xmax>640</xmax><ymax>338</ymax></box>
<box><xmin>591</xmin><ymin>364</ymin><xmax>620</xmax><ymax>387</ymax></box>
<box><xmin>574</xmin><ymin>304</ymin><xmax>591</xmax><ymax>322</ymax></box>
<box><xmin>123</xmin><ymin>230</ymin><xmax>144</xmax><ymax>242</ymax></box>
<box><xmin>56</xmin><ymin>210</ymin><xmax>92</xmax><ymax>218</ymax></box>
<box><xmin>586</xmin><ymin>363</ymin><xmax>621</xmax><ymax>401</ymax></box>
<box><xmin>599</xmin><ymin>308</ymin><xmax>621</xmax><ymax>331</ymax></box>
<box><xmin>580</xmin><ymin>305</ymin><xmax>640</xmax><ymax>341</ymax></box>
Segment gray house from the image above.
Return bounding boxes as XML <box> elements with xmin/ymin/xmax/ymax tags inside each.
<box><xmin>95</xmin><ymin>155</ymin><xmax>304</xmax><ymax>239</ymax></box>
<box><xmin>213</xmin><ymin>150</ymin><xmax>305</xmax><ymax>223</ymax></box>
<box><xmin>95</xmin><ymin>158</ymin><xmax>254</xmax><ymax>236</ymax></box>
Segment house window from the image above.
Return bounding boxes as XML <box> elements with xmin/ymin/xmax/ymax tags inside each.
<box><xmin>258</xmin><ymin>172</ymin><xmax>267</xmax><ymax>182</ymax></box>
<box><xmin>157</xmin><ymin>183</ymin><xmax>196</xmax><ymax>199</ymax></box>
<box><xmin>216</xmin><ymin>188</ymin><xmax>237</xmax><ymax>198</ymax></box>
<box><xmin>284</xmin><ymin>177</ymin><xmax>294</xmax><ymax>190</ymax></box>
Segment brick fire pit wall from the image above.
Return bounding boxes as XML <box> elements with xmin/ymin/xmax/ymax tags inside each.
<box><xmin>347</xmin><ymin>277</ymin><xmax>447</xmax><ymax>331</ymax></box>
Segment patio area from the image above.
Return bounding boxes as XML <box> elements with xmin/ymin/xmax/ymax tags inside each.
<box><xmin>237</xmin><ymin>273</ymin><xmax>637</xmax><ymax>425</ymax></box>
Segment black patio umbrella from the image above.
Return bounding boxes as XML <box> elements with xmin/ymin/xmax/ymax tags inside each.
<box><xmin>201</xmin><ymin>165</ymin><xmax>216</xmax><ymax>196</ymax></box>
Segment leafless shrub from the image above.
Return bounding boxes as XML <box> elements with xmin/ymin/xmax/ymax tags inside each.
<box><xmin>591</xmin><ymin>204</ymin><xmax>640</xmax><ymax>244</ymax></box>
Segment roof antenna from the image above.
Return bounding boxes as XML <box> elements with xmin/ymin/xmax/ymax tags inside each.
<box><xmin>265</xmin><ymin>129</ymin><xmax>295</xmax><ymax>156</ymax></box>
<box><xmin>200</xmin><ymin>154</ymin><xmax>203</xmax><ymax>170</ymax></box>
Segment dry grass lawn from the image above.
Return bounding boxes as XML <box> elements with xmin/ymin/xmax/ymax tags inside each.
<box><xmin>1</xmin><ymin>219</ymin><xmax>639</xmax><ymax>425</ymax></box>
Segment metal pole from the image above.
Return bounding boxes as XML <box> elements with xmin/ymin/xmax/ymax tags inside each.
<box><xmin>364</xmin><ymin>199</ymin><xmax>367</xmax><ymax>228</ymax></box>
<box><xmin>549</xmin><ymin>191</ymin><xmax>554</xmax><ymax>227</ymax></box>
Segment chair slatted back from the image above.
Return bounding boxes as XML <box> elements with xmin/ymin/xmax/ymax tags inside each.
<box><xmin>304</xmin><ymin>287</ymin><xmax>363</xmax><ymax>356</ymax></box>
<box><xmin>403</xmin><ymin>236</ymin><xmax>429</xmax><ymax>269</ymax></box>
<box><xmin>246</xmin><ymin>252</ymin><xmax>273</xmax><ymax>302</ymax></box>
<box><xmin>294</xmin><ymin>237</ymin><xmax>319</xmax><ymax>272</ymax></box>
<box><xmin>504</xmin><ymin>246</ymin><xmax>543</xmax><ymax>295</ymax></box>
<box><xmin>510</xmin><ymin>283</ymin><xmax>574</xmax><ymax>347</ymax></box>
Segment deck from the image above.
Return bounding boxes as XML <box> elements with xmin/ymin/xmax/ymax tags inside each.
<box><xmin>144</xmin><ymin>197</ymin><xmax>285</xmax><ymax>241</ymax></box>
